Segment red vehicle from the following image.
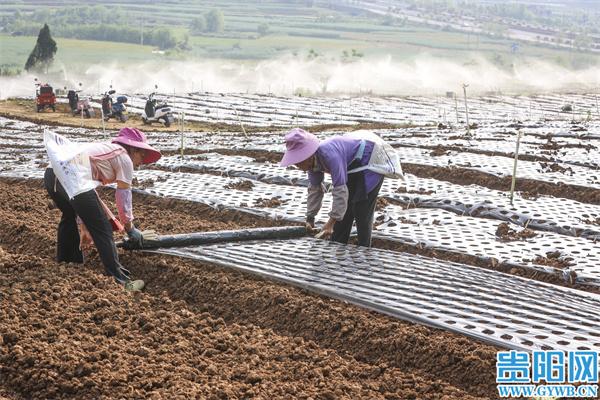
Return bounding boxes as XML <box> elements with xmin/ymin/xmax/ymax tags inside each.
<box><xmin>36</xmin><ymin>84</ymin><xmax>56</xmax><ymax>112</ymax></box>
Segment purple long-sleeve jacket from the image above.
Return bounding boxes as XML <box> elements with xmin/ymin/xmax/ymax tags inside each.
<box><xmin>307</xmin><ymin>136</ymin><xmax>383</xmax><ymax>221</ymax></box>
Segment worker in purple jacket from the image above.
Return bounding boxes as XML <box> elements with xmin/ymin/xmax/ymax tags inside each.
<box><xmin>280</xmin><ymin>128</ymin><xmax>383</xmax><ymax>247</ymax></box>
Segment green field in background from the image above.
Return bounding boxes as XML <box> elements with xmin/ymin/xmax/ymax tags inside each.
<box><xmin>0</xmin><ymin>35</ymin><xmax>157</xmax><ymax>67</ymax></box>
<box><xmin>2</xmin><ymin>0</ymin><xmax>599</xmax><ymax>70</ymax></box>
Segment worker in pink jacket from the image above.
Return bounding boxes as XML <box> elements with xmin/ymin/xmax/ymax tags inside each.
<box><xmin>44</xmin><ymin>127</ymin><xmax>161</xmax><ymax>291</ymax></box>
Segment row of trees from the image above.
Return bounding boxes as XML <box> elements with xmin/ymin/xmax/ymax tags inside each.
<box><xmin>62</xmin><ymin>25</ymin><xmax>178</xmax><ymax>50</ymax></box>
<box><xmin>3</xmin><ymin>5</ymin><xmax>187</xmax><ymax>50</ymax></box>
<box><xmin>10</xmin><ymin>20</ymin><xmax>178</xmax><ymax>50</ymax></box>
<box><xmin>189</xmin><ymin>10</ymin><xmax>225</xmax><ymax>34</ymax></box>
<box><xmin>21</xmin><ymin>5</ymin><xmax>125</xmax><ymax>26</ymax></box>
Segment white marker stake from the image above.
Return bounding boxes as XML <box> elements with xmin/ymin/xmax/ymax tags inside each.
<box><xmin>462</xmin><ymin>83</ymin><xmax>470</xmax><ymax>133</ymax></box>
<box><xmin>509</xmin><ymin>129</ymin><xmax>522</xmax><ymax>206</ymax></box>
<box><xmin>233</xmin><ymin>107</ymin><xmax>248</xmax><ymax>138</ymax></box>
<box><xmin>180</xmin><ymin>112</ymin><xmax>185</xmax><ymax>160</ymax></box>
<box><xmin>454</xmin><ymin>94</ymin><xmax>459</xmax><ymax>124</ymax></box>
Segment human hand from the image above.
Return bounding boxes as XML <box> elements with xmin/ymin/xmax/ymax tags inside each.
<box><xmin>315</xmin><ymin>218</ymin><xmax>336</xmax><ymax>239</ymax></box>
<box><xmin>126</xmin><ymin>227</ymin><xmax>144</xmax><ymax>249</ymax></box>
<box><xmin>78</xmin><ymin>223</ymin><xmax>94</xmax><ymax>251</ymax></box>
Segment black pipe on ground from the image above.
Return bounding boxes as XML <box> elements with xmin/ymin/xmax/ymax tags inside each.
<box><xmin>119</xmin><ymin>226</ymin><xmax>307</xmax><ymax>250</ymax></box>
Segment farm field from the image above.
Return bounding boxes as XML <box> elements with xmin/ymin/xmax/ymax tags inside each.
<box><xmin>4</xmin><ymin>0</ymin><xmax>600</xmax><ymax>71</ymax></box>
<box><xmin>1</xmin><ymin>90</ymin><xmax>600</xmax><ymax>398</ymax></box>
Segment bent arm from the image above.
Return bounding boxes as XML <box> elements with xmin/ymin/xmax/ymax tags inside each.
<box><xmin>306</xmin><ymin>185</ymin><xmax>324</xmax><ymax>223</ymax></box>
<box><xmin>329</xmin><ymin>185</ymin><xmax>349</xmax><ymax>221</ymax></box>
<box><xmin>115</xmin><ymin>180</ymin><xmax>134</xmax><ymax>231</ymax></box>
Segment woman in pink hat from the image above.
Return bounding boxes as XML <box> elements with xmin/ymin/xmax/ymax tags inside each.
<box><xmin>281</xmin><ymin>128</ymin><xmax>384</xmax><ymax>247</ymax></box>
<box><xmin>44</xmin><ymin>127</ymin><xmax>161</xmax><ymax>291</ymax></box>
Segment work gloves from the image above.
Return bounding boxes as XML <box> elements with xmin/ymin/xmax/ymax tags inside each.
<box><xmin>126</xmin><ymin>227</ymin><xmax>144</xmax><ymax>248</ymax></box>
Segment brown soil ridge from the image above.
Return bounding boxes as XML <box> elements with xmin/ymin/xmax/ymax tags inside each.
<box><xmin>0</xmin><ymin>99</ymin><xmax>418</xmax><ymax>134</ymax></box>
<box><xmin>0</xmin><ymin>178</ymin><xmax>498</xmax><ymax>398</ymax></box>
<box><xmin>397</xmin><ymin>141</ymin><xmax>597</xmax><ymax>167</ymax></box>
<box><xmin>399</xmin><ymin>143</ymin><xmax>566</xmax><ymax>164</ymax></box>
<box><xmin>404</xmin><ymin>163</ymin><xmax>600</xmax><ymax>205</ymax></box>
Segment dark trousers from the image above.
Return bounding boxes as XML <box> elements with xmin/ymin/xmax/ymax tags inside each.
<box><xmin>331</xmin><ymin>172</ymin><xmax>383</xmax><ymax>247</ymax></box>
<box><xmin>44</xmin><ymin>168</ymin><xmax>129</xmax><ymax>283</ymax></box>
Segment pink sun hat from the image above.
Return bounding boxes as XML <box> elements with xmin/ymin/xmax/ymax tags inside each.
<box><xmin>112</xmin><ymin>127</ymin><xmax>162</xmax><ymax>164</ymax></box>
<box><xmin>280</xmin><ymin>128</ymin><xmax>320</xmax><ymax>167</ymax></box>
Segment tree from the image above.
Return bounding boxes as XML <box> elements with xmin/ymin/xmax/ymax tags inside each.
<box><xmin>190</xmin><ymin>16</ymin><xmax>206</xmax><ymax>34</ymax></box>
<box><xmin>24</xmin><ymin>24</ymin><xmax>57</xmax><ymax>72</ymax></box>
<box><xmin>151</xmin><ymin>28</ymin><xmax>177</xmax><ymax>50</ymax></box>
<box><xmin>257</xmin><ymin>23</ymin><xmax>269</xmax><ymax>37</ymax></box>
<box><xmin>205</xmin><ymin>9</ymin><xmax>224</xmax><ymax>33</ymax></box>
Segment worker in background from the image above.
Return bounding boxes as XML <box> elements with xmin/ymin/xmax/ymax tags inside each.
<box><xmin>44</xmin><ymin>127</ymin><xmax>161</xmax><ymax>291</ymax></box>
<box><xmin>280</xmin><ymin>128</ymin><xmax>386</xmax><ymax>247</ymax></box>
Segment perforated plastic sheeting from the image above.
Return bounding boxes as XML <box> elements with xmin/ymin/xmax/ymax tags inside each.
<box><xmin>121</xmin><ymin>91</ymin><xmax>600</xmax><ymax>128</ymax></box>
<box><xmin>134</xmin><ymin>169</ymin><xmax>331</xmax><ymax>222</ymax></box>
<box><xmin>385</xmin><ymin>132</ymin><xmax>600</xmax><ymax>170</ymax></box>
<box><xmin>156</xmin><ymin>154</ymin><xmax>600</xmax><ymax>241</ymax></box>
<box><xmin>395</xmin><ymin>146</ymin><xmax>600</xmax><ymax>189</ymax></box>
<box><xmin>153</xmin><ymin>238</ymin><xmax>600</xmax><ymax>352</ymax></box>
<box><xmin>125</xmin><ymin>93</ymin><xmax>430</xmax><ymax>127</ymax></box>
<box><xmin>381</xmin><ymin>121</ymin><xmax>600</xmax><ymax>169</ymax></box>
<box><xmin>156</xmin><ymin>154</ymin><xmax>312</xmax><ymax>186</ymax></box>
<box><xmin>382</xmin><ymin>195</ymin><xmax>600</xmax><ymax>241</ymax></box>
<box><xmin>373</xmin><ymin>206</ymin><xmax>600</xmax><ymax>287</ymax></box>
<box><xmin>3</xmin><ymin>128</ymin><xmax>600</xmax><ymax>244</ymax></box>
<box><xmin>124</xmin><ymin>94</ymin><xmax>412</xmax><ymax>127</ymax></box>
<box><xmin>152</xmin><ymin>131</ymin><xmax>284</xmax><ymax>153</ymax></box>
<box><xmin>385</xmin><ymin>174</ymin><xmax>600</xmax><ymax>233</ymax></box>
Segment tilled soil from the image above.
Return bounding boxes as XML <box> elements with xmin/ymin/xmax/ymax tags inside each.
<box><xmin>0</xmin><ymin>100</ymin><xmax>414</xmax><ymax>136</ymax></box>
<box><xmin>0</xmin><ymin>178</ymin><xmax>498</xmax><ymax>399</ymax></box>
<box><xmin>253</xmin><ymin>197</ymin><xmax>289</xmax><ymax>208</ymax></box>
<box><xmin>404</xmin><ymin>163</ymin><xmax>600</xmax><ymax>205</ymax></box>
<box><xmin>0</xmin><ymin>99</ymin><xmax>251</xmax><ymax>134</ymax></box>
<box><xmin>532</xmin><ymin>251</ymin><xmax>575</xmax><ymax>269</ymax></box>
<box><xmin>494</xmin><ymin>223</ymin><xmax>537</xmax><ymax>241</ymax></box>
<box><xmin>224</xmin><ymin>180</ymin><xmax>255</xmax><ymax>191</ymax></box>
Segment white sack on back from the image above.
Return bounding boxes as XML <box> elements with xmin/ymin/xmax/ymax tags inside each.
<box><xmin>345</xmin><ymin>130</ymin><xmax>404</xmax><ymax>180</ymax></box>
<box><xmin>44</xmin><ymin>129</ymin><xmax>100</xmax><ymax>199</ymax></box>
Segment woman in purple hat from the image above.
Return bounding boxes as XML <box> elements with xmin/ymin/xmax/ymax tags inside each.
<box><xmin>281</xmin><ymin>128</ymin><xmax>384</xmax><ymax>247</ymax></box>
<box><xmin>44</xmin><ymin>127</ymin><xmax>161</xmax><ymax>291</ymax></box>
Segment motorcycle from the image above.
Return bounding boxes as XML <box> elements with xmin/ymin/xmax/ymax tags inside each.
<box><xmin>67</xmin><ymin>89</ymin><xmax>94</xmax><ymax>118</ymax></box>
<box><xmin>101</xmin><ymin>90</ymin><xmax>115</xmax><ymax>118</ymax></box>
<box><xmin>102</xmin><ymin>90</ymin><xmax>128</xmax><ymax>122</ymax></box>
<box><xmin>142</xmin><ymin>92</ymin><xmax>174</xmax><ymax>127</ymax></box>
<box><xmin>67</xmin><ymin>90</ymin><xmax>79</xmax><ymax>113</ymax></box>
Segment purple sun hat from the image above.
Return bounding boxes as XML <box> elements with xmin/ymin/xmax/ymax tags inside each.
<box><xmin>280</xmin><ymin>128</ymin><xmax>320</xmax><ymax>167</ymax></box>
<box><xmin>112</xmin><ymin>127</ymin><xmax>161</xmax><ymax>164</ymax></box>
